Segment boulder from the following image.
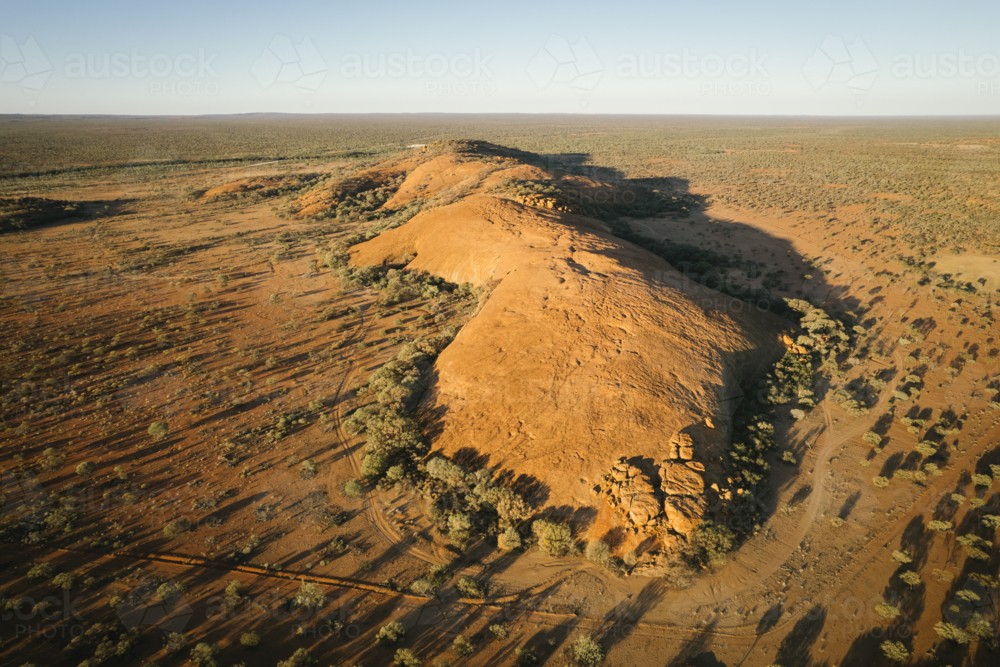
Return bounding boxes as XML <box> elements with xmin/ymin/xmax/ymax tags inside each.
<box><xmin>622</xmin><ymin>473</ymin><xmax>660</xmax><ymax>526</ymax></box>
<box><xmin>663</xmin><ymin>496</ymin><xmax>706</xmax><ymax>535</ymax></box>
<box><xmin>669</xmin><ymin>432</ymin><xmax>695</xmax><ymax>460</ymax></box>
<box><xmin>660</xmin><ymin>462</ymin><xmax>705</xmax><ymax>497</ymax></box>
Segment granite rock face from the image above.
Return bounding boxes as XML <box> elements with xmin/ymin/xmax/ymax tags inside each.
<box><xmin>596</xmin><ymin>428</ymin><xmax>710</xmax><ymax>539</ymax></box>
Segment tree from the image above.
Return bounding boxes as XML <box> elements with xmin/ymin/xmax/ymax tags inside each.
<box><xmin>972</xmin><ymin>473</ymin><xmax>993</xmax><ymax>488</ymax></box>
<box><xmin>156</xmin><ymin>581</ymin><xmax>185</xmax><ymax>600</ymax></box>
<box><xmin>447</xmin><ymin>512</ymin><xmax>473</xmax><ymax>548</ymax></box>
<box><xmin>899</xmin><ymin>570</ymin><xmax>921</xmax><ymax>587</ymax></box>
<box><xmin>27</xmin><ymin>562</ymin><xmax>55</xmax><ymax>581</ymax></box>
<box><xmin>585</xmin><ymin>540</ymin><xmax>611</xmax><ymax>565</ymax></box>
<box><xmin>872</xmin><ymin>476</ymin><xmax>889</xmax><ymax>488</ymax></box>
<box><xmin>572</xmin><ymin>635</ymin><xmax>604</xmax><ymax>667</ymax></box>
<box><xmin>394</xmin><ymin>649</ymin><xmax>421</xmax><ymax>667</ymax></box>
<box><xmin>891</xmin><ymin>550</ymin><xmax>912</xmax><ymax>564</ymax></box>
<box><xmin>239</xmin><ymin>632</ymin><xmax>260</xmax><ymax>648</ymax></box>
<box><xmin>148</xmin><ymin>421</ymin><xmax>170</xmax><ymax>441</ymax></box>
<box><xmin>165</xmin><ymin>632</ymin><xmax>187</xmax><ymax>653</ymax></box>
<box><xmin>452</xmin><ymin>634</ymin><xmax>475</xmax><ymax>656</ymax></box>
<box><xmin>190</xmin><ymin>643</ymin><xmax>220</xmax><ymax>667</ymax></box>
<box><xmin>376</xmin><ymin>621</ymin><xmax>405</xmax><ymax>646</ymax></box>
<box><xmin>928</xmin><ymin>520</ymin><xmax>954</xmax><ymax>533</ymax></box>
<box><xmin>489</xmin><ymin>624</ymin><xmax>508</xmax><ymax>641</ymax></box>
<box><xmin>880</xmin><ymin>641</ymin><xmax>909</xmax><ymax>662</ymax></box>
<box><xmin>51</xmin><ymin>572</ymin><xmax>77</xmax><ymax>590</ymax></box>
<box><xmin>935</xmin><ymin>621</ymin><xmax>973</xmax><ymax>644</ymax></box>
<box><xmin>277</xmin><ymin>648</ymin><xmax>314</xmax><ymax>667</ymax></box>
<box><xmin>876</xmin><ymin>602</ymin><xmax>900</xmax><ymax>619</ymax></box>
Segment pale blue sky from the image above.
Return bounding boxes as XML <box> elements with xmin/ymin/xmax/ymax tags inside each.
<box><xmin>2</xmin><ymin>0</ymin><xmax>999</xmax><ymax>115</ymax></box>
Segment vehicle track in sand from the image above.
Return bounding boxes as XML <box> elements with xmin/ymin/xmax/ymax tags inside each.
<box><xmin>323</xmin><ymin>292</ymin><xmax>444</xmax><ymax>567</ymax></box>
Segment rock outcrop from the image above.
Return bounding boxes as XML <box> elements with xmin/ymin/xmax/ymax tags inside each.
<box><xmin>349</xmin><ymin>142</ymin><xmax>789</xmax><ymax>546</ymax></box>
<box><xmin>596</xmin><ymin>429</ymin><xmax>713</xmax><ymax>539</ymax></box>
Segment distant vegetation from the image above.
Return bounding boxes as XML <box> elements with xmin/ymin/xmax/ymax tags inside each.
<box><xmin>5</xmin><ymin>115</ymin><xmax>997</xmax><ymax>252</ymax></box>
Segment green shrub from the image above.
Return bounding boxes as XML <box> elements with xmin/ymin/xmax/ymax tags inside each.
<box><xmin>452</xmin><ymin>634</ymin><xmax>475</xmax><ymax>656</ymax></box>
<box><xmin>75</xmin><ymin>461</ymin><xmax>96</xmax><ymax>477</ymax></box>
<box><xmin>572</xmin><ymin>635</ymin><xmax>604</xmax><ymax>667</ymax></box>
<box><xmin>690</xmin><ymin>520</ymin><xmax>736</xmax><ymax>571</ymax></box>
<box><xmin>276</xmin><ymin>648</ymin><xmax>314</xmax><ymax>667</ymax></box>
<box><xmin>455</xmin><ymin>577</ymin><xmax>486</xmax><ymax>598</ymax></box>
<box><xmin>376</xmin><ymin>621</ymin><xmax>405</xmax><ymax>646</ymax></box>
<box><xmin>343</xmin><ymin>478</ymin><xmax>363</xmax><ymax>498</ymax></box>
<box><xmin>876</xmin><ymin>602</ymin><xmax>900</xmax><ymax>619</ymax></box>
<box><xmin>39</xmin><ymin>447</ymin><xmax>66</xmax><ymax>471</ymax></box>
<box><xmin>410</xmin><ymin>578</ymin><xmax>435</xmax><ymax>597</ymax></box>
<box><xmin>293</xmin><ymin>581</ymin><xmax>325</xmax><ymax>610</ymax></box>
<box><xmin>165</xmin><ymin>632</ymin><xmax>187</xmax><ymax>653</ymax></box>
<box><xmin>880</xmin><ymin>641</ymin><xmax>908</xmax><ymax>662</ymax></box>
<box><xmin>532</xmin><ymin>519</ymin><xmax>573</xmax><ymax>557</ymax></box>
<box><xmin>972</xmin><ymin>473</ymin><xmax>993</xmax><ymax>487</ymax></box>
<box><xmin>299</xmin><ymin>459</ymin><xmax>317</xmax><ymax>480</ymax></box>
<box><xmin>163</xmin><ymin>519</ymin><xmax>192</xmax><ymax>539</ymax></box>
<box><xmin>156</xmin><ymin>581</ymin><xmax>186</xmax><ymax>600</ymax></box>
<box><xmin>190</xmin><ymin>643</ymin><xmax>220</xmax><ymax>667</ymax></box>
<box><xmin>585</xmin><ymin>540</ymin><xmax>611</xmax><ymax>564</ymax></box>
<box><xmin>27</xmin><ymin>562</ymin><xmax>55</xmax><ymax>581</ymax></box>
<box><xmin>497</xmin><ymin>527</ymin><xmax>522</xmax><ymax>551</ymax></box>
<box><xmin>148</xmin><ymin>421</ymin><xmax>169</xmax><ymax>441</ymax></box>
<box><xmin>394</xmin><ymin>649</ymin><xmax>421</xmax><ymax>667</ymax></box>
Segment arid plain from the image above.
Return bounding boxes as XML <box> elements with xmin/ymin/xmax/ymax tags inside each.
<box><xmin>2</xmin><ymin>115</ymin><xmax>1000</xmax><ymax>666</ymax></box>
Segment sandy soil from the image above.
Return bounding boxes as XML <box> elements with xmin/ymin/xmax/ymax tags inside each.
<box><xmin>2</xmin><ymin>144</ymin><xmax>998</xmax><ymax>667</ymax></box>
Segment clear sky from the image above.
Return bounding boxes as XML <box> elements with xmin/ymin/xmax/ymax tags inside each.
<box><xmin>2</xmin><ymin>0</ymin><xmax>999</xmax><ymax>115</ymax></box>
